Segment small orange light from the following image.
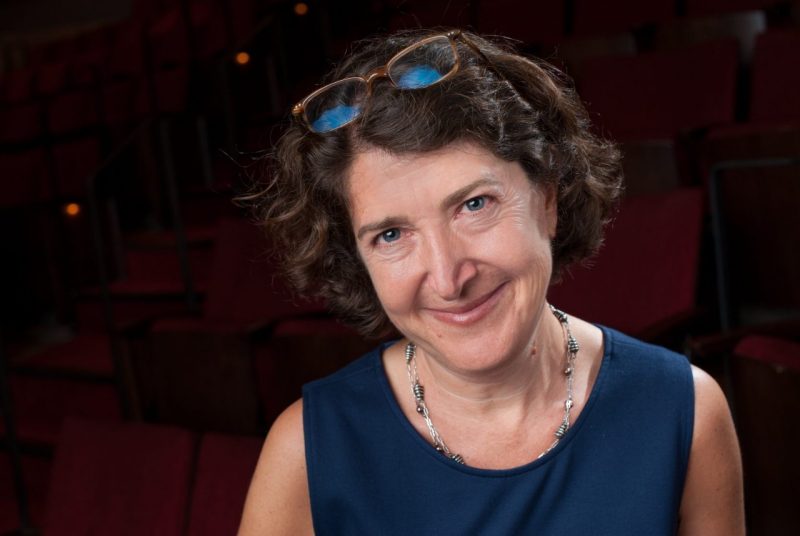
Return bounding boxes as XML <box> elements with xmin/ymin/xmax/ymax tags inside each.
<box><xmin>64</xmin><ymin>203</ymin><xmax>81</xmax><ymax>217</ymax></box>
<box><xmin>235</xmin><ymin>51</ymin><xmax>251</xmax><ymax>65</ymax></box>
<box><xmin>294</xmin><ymin>2</ymin><xmax>309</xmax><ymax>16</ymax></box>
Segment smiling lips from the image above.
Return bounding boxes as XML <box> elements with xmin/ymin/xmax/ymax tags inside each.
<box><xmin>425</xmin><ymin>282</ymin><xmax>508</xmax><ymax>326</ymax></box>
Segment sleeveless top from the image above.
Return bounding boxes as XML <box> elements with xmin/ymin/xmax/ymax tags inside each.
<box><xmin>303</xmin><ymin>326</ymin><xmax>695</xmax><ymax>535</ymax></box>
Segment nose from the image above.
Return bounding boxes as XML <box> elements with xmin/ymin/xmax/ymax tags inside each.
<box><xmin>422</xmin><ymin>230</ymin><xmax>478</xmax><ymax>301</ymax></box>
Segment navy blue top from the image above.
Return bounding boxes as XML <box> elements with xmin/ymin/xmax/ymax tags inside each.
<box><xmin>303</xmin><ymin>326</ymin><xmax>694</xmax><ymax>535</ymax></box>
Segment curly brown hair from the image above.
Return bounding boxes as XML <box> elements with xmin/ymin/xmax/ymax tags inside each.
<box><xmin>245</xmin><ymin>29</ymin><xmax>623</xmax><ymax>338</ymax></box>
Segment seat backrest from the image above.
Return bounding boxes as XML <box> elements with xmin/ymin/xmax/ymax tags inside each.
<box><xmin>713</xmin><ymin>160</ymin><xmax>800</xmax><ymax>327</ymax></box>
<box><xmin>548</xmin><ymin>187</ymin><xmax>705</xmax><ymax>336</ymax></box>
<box><xmin>0</xmin><ymin>149</ymin><xmax>50</xmax><ymax>207</ymax></box>
<box><xmin>686</xmin><ymin>0</ymin><xmax>777</xmax><ymax>17</ymax></box>
<box><xmin>731</xmin><ymin>335</ymin><xmax>800</xmax><ymax>535</ymax></box>
<box><xmin>43</xmin><ymin>418</ymin><xmax>194</xmax><ymax>536</ymax></box>
<box><xmin>475</xmin><ymin>0</ymin><xmax>564</xmax><ymax>46</ymax></box>
<box><xmin>750</xmin><ymin>29</ymin><xmax>800</xmax><ymax>124</ymax></box>
<box><xmin>387</xmin><ymin>0</ymin><xmax>472</xmax><ymax>32</ymax></box>
<box><xmin>573</xmin><ymin>0</ymin><xmax>675</xmax><ymax>36</ymax></box>
<box><xmin>654</xmin><ymin>10</ymin><xmax>766</xmax><ymax>63</ymax></box>
<box><xmin>618</xmin><ymin>140</ymin><xmax>680</xmax><ymax>195</ymax></box>
<box><xmin>579</xmin><ymin>39</ymin><xmax>740</xmax><ymax>140</ymax></box>
<box><xmin>253</xmin><ymin>318</ymin><xmax>373</xmax><ymax>423</ymax></box>
<box><xmin>186</xmin><ymin>432</ymin><xmax>263</xmax><ymax>536</ymax></box>
<box><xmin>556</xmin><ymin>32</ymin><xmax>637</xmax><ymax>81</ymax></box>
<box><xmin>204</xmin><ymin>218</ymin><xmax>323</xmax><ymax>324</ymax></box>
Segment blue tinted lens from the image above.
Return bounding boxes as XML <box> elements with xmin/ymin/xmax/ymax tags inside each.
<box><xmin>395</xmin><ymin>65</ymin><xmax>444</xmax><ymax>89</ymax></box>
<box><xmin>311</xmin><ymin>104</ymin><xmax>362</xmax><ymax>133</ymax></box>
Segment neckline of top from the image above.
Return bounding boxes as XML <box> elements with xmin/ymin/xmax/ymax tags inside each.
<box><xmin>374</xmin><ymin>324</ymin><xmax>615</xmax><ymax>477</ymax></box>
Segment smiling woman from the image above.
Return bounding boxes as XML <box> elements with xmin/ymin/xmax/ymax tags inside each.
<box><xmin>238</xmin><ymin>29</ymin><xmax>743</xmax><ymax>536</ymax></box>
<box><xmin>348</xmin><ymin>144</ymin><xmax>557</xmax><ymax>380</ymax></box>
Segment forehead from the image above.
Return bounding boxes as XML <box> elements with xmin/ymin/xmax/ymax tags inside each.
<box><xmin>346</xmin><ymin>142</ymin><xmax>532</xmax><ymax>218</ymax></box>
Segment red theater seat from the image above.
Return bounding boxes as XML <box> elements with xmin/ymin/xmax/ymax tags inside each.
<box><xmin>388</xmin><ymin>0</ymin><xmax>472</xmax><ymax>31</ymax></box>
<box><xmin>578</xmin><ymin>40</ymin><xmax>740</xmax><ymax>141</ymax></box>
<box><xmin>686</xmin><ymin>0</ymin><xmax>779</xmax><ymax>17</ymax></box>
<box><xmin>1</xmin><ymin>67</ymin><xmax>35</xmax><ymax>103</ymax></box>
<box><xmin>141</xmin><ymin>218</ymin><xmax>325</xmax><ymax>433</ymax></box>
<box><xmin>750</xmin><ymin>29</ymin><xmax>800</xmax><ymax>124</ymax></box>
<box><xmin>653</xmin><ymin>10</ymin><xmax>766</xmax><ymax>64</ymax></box>
<box><xmin>2</xmin><ymin>373</ymin><xmax>121</xmax><ymax>446</ymax></box>
<box><xmin>548</xmin><ymin>188</ymin><xmax>705</xmax><ymax>338</ymax></box>
<box><xmin>35</xmin><ymin>62</ymin><xmax>70</xmax><ymax>97</ymax></box>
<box><xmin>46</xmin><ymin>89</ymin><xmax>100</xmax><ymax>135</ymax></box>
<box><xmin>476</xmin><ymin>0</ymin><xmax>564</xmax><ymax>46</ymax></box>
<box><xmin>52</xmin><ymin>137</ymin><xmax>102</xmax><ymax>198</ymax></box>
<box><xmin>43</xmin><ymin>418</ymin><xmax>194</xmax><ymax>536</ymax></box>
<box><xmin>0</xmin><ymin>453</ymin><xmax>50</xmax><ymax>533</ymax></box>
<box><xmin>153</xmin><ymin>66</ymin><xmax>190</xmax><ymax>114</ymax></box>
<box><xmin>0</xmin><ymin>149</ymin><xmax>50</xmax><ymax>207</ymax></box>
<box><xmin>253</xmin><ymin>317</ymin><xmax>372</xmax><ymax>423</ymax></box>
<box><xmin>573</xmin><ymin>0</ymin><xmax>675</xmax><ymax>36</ymax></box>
<box><xmin>0</xmin><ymin>103</ymin><xmax>42</xmax><ymax>144</ymax></box>
<box><xmin>731</xmin><ymin>335</ymin><xmax>800</xmax><ymax>535</ymax></box>
<box><xmin>186</xmin><ymin>433</ymin><xmax>263</xmax><ymax>536</ymax></box>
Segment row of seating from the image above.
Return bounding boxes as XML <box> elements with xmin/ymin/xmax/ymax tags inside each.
<box><xmin>2</xmin><ymin>417</ymin><xmax>262</xmax><ymax>535</ymax></box>
<box><xmin>384</xmin><ymin>0</ymin><xmax>800</xmax><ymax>45</ymax></box>
<box><xmin>5</xmin><ymin>13</ymin><xmax>799</xmax><ymax>207</ymax></box>
<box><xmin>2</xmin><ymin>2</ymin><xmax>798</xmax><ymax>207</ymax></box>
<box><xmin>0</xmin><ymin>0</ymin><xmax>263</xmax><ymax>204</ymax></box>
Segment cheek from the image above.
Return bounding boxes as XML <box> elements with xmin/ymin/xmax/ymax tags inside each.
<box><xmin>479</xmin><ymin>210</ymin><xmax>553</xmax><ymax>274</ymax></box>
<box><xmin>360</xmin><ymin>253</ymin><xmax>420</xmax><ymax>319</ymax></box>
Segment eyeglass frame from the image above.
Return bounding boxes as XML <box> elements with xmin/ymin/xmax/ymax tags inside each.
<box><xmin>291</xmin><ymin>29</ymin><xmax>487</xmax><ymax>133</ymax></box>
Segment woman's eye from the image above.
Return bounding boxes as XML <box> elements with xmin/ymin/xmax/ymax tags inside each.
<box><xmin>379</xmin><ymin>228</ymin><xmax>401</xmax><ymax>243</ymax></box>
<box><xmin>464</xmin><ymin>196</ymin><xmax>486</xmax><ymax>212</ymax></box>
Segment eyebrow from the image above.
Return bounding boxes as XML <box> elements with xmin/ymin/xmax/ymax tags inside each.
<box><xmin>354</xmin><ymin>175</ymin><xmax>502</xmax><ymax>241</ymax></box>
<box><xmin>356</xmin><ymin>216</ymin><xmax>410</xmax><ymax>241</ymax></box>
<box><xmin>439</xmin><ymin>175</ymin><xmax>501</xmax><ymax>211</ymax></box>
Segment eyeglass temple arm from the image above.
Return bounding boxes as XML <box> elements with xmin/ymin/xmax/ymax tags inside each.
<box><xmin>451</xmin><ymin>30</ymin><xmax>493</xmax><ymax>67</ymax></box>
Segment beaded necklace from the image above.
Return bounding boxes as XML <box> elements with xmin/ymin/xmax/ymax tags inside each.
<box><xmin>404</xmin><ymin>304</ymin><xmax>579</xmax><ymax>464</ymax></box>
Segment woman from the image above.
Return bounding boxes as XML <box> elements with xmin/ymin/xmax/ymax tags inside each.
<box><xmin>239</xmin><ymin>29</ymin><xmax>743</xmax><ymax>535</ymax></box>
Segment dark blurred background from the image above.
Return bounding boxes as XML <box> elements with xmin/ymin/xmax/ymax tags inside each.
<box><xmin>0</xmin><ymin>0</ymin><xmax>798</xmax><ymax>534</ymax></box>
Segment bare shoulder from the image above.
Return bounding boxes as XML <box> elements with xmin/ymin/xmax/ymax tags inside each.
<box><xmin>678</xmin><ymin>366</ymin><xmax>744</xmax><ymax>535</ymax></box>
<box><xmin>238</xmin><ymin>399</ymin><xmax>313</xmax><ymax>536</ymax></box>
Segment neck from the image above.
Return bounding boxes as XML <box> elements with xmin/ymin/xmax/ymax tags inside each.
<box><xmin>412</xmin><ymin>305</ymin><xmax>566</xmax><ymax>418</ymax></box>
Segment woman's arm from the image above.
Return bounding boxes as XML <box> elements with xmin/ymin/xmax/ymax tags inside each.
<box><xmin>238</xmin><ymin>399</ymin><xmax>314</xmax><ymax>535</ymax></box>
<box><xmin>678</xmin><ymin>366</ymin><xmax>745</xmax><ymax>535</ymax></box>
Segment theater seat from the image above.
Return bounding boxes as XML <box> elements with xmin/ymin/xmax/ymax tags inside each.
<box><xmin>578</xmin><ymin>39</ymin><xmax>740</xmax><ymax>141</ymax></box>
<box><xmin>186</xmin><ymin>433</ymin><xmax>263</xmax><ymax>536</ymax></box>
<box><xmin>141</xmin><ymin>218</ymin><xmax>326</xmax><ymax>433</ymax></box>
<box><xmin>253</xmin><ymin>318</ymin><xmax>373</xmax><ymax>423</ymax></box>
<box><xmin>475</xmin><ymin>0</ymin><xmax>564</xmax><ymax>46</ymax></box>
<box><xmin>731</xmin><ymin>335</ymin><xmax>800</xmax><ymax>535</ymax></box>
<box><xmin>548</xmin><ymin>188</ymin><xmax>705</xmax><ymax>339</ymax></box>
<box><xmin>43</xmin><ymin>418</ymin><xmax>194</xmax><ymax>536</ymax></box>
<box><xmin>750</xmin><ymin>29</ymin><xmax>800</xmax><ymax>124</ymax></box>
<box><xmin>573</xmin><ymin>0</ymin><xmax>675</xmax><ymax>36</ymax></box>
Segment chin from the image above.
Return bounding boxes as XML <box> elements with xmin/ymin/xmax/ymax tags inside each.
<box><xmin>406</xmin><ymin>318</ymin><xmax>536</xmax><ymax>374</ymax></box>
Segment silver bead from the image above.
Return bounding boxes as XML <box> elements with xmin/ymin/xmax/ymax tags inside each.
<box><xmin>450</xmin><ymin>453</ymin><xmax>465</xmax><ymax>464</ymax></box>
<box><xmin>413</xmin><ymin>382</ymin><xmax>425</xmax><ymax>401</ymax></box>
<box><xmin>565</xmin><ymin>399</ymin><xmax>573</xmax><ymax>411</ymax></box>
<box><xmin>555</xmin><ymin>422</ymin><xmax>568</xmax><ymax>438</ymax></box>
<box><xmin>550</xmin><ymin>306</ymin><xmax>568</xmax><ymax>324</ymax></box>
<box><xmin>405</xmin><ymin>343</ymin><xmax>415</xmax><ymax>363</ymax></box>
<box><xmin>416</xmin><ymin>404</ymin><xmax>425</xmax><ymax>414</ymax></box>
<box><xmin>564</xmin><ymin>366</ymin><xmax>573</xmax><ymax>375</ymax></box>
<box><xmin>568</xmin><ymin>335</ymin><xmax>580</xmax><ymax>354</ymax></box>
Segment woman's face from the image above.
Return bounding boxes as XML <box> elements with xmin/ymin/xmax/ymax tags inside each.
<box><xmin>348</xmin><ymin>142</ymin><xmax>558</xmax><ymax>372</ymax></box>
